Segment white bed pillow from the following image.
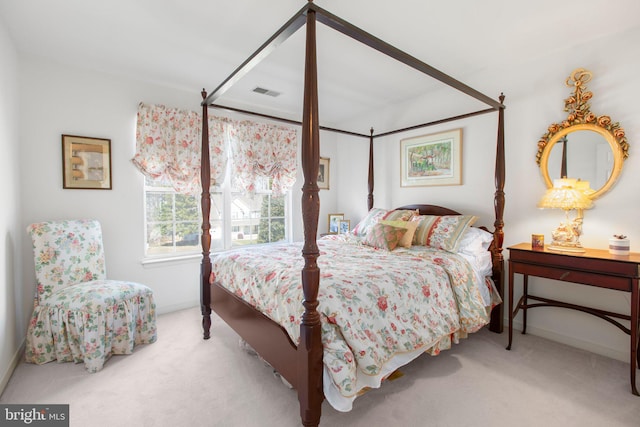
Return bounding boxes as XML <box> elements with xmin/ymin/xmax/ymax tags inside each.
<box><xmin>457</xmin><ymin>227</ymin><xmax>493</xmax><ymax>256</ymax></box>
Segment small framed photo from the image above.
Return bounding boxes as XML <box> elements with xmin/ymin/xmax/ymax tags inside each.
<box><xmin>339</xmin><ymin>220</ymin><xmax>351</xmax><ymax>235</ymax></box>
<box><xmin>328</xmin><ymin>213</ymin><xmax>344</xmax><ymax>234</ymax></box>
<box><xmin>62</xmin><ymin>134</ymin><xmax>112</xmax><ymax>189</ymax></box>
<box><xmin>318</xmin><ymin>157</ymin><xmax>330</xmax><ymax>190</ymax></box>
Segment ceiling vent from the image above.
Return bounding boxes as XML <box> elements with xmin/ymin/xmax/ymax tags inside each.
<box><xmin>252</xmin><ymin>87</ymin><xmax>281</xmax><ymax>97</ymax></box>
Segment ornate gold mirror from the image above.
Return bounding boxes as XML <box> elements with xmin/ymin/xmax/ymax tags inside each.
<box><xmin>536</xmin><ymin>68</ymin><xmax>629</xmax><ymax>200</ymax></box>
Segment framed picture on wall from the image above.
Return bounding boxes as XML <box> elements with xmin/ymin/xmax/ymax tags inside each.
<box><xmin>400</xmin><ymin>128</ymin><xmax>462</xmax><ymax>187</ymax></box>
<box><xmin>327</xmin><ymin>213</ymin><xmax>344</xmax><ymax>234</ymax></box>
<box><xmin>318</xmin><ymin>157</ymin><xmax>330</xmax><ymax>190</ymax></box>
<box><xmin>62</xmin><ymin>134</ymin><xmax>112</xmax><ymax>189</ymax></box>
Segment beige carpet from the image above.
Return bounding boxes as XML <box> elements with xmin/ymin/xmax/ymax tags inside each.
<box><xmin>1</xmin><ymin>307</ymin><xmax>639</xmax><ymax>426</ymax></box>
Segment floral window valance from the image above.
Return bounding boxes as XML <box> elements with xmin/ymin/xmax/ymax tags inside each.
<box><xmin>132</xmin><ymin>103</ymin><xmax>298</xmax><ymax>196</ymax></box>
<box><xmin>229</xmin><ymin>120</ymin><xmax>298</xmax><ymax>195</ymax></box>
<box><xmin>133</xmin><ymin>103</ymin><xmax>227</xmax><ymax>195</ymax></box>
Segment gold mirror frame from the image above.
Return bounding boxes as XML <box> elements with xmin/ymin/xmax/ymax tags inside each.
<box><xmin>536</xmin><ymin>68</ymin><xmax>629</xmax><ymax>200</ymax></box>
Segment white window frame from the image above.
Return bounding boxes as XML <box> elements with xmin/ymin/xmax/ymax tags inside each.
<box><xmin>143</xmin><ymin>178</ymin><xmax>292</xmax><ymax>262</ymax></box>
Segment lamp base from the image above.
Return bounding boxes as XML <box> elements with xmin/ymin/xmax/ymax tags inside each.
<box><xmin>549</xmin><ymin>216</ymin><xmax>585</xmax><ymax>253</ymax></box>
<box><xmin>547</xmin><ymin>244</ymin><xmax>586</xmax><ymax>253</ymax></box>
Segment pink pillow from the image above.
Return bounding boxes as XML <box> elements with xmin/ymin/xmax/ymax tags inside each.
<box><xmin>363</xmin><ymin>223</ymin><xmax>408</xmax><ymax>251</ymax></box>
<box><xmin>379</xmin><ymin>220</ymin><xmax>419</xmax><ymax>248</ymax></box>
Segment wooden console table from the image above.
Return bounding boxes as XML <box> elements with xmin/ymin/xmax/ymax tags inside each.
<box><xmin>507</xmin><ymin>242</ymin><xmax>639</xmax><ymax>396</ymax></box>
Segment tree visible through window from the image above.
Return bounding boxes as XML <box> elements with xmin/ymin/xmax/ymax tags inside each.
<box><xmin>144</xmin><ymin>177</ymin><xmax>203</xmax><ymax>255</ymax></box>
<box><xmin>258</xmin><ymin>193</ymin><xmax>285</xmax><ymax>243</ymax></box>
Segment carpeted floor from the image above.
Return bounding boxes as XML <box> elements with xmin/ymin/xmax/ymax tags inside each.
<box><xmin>1</xmin><ymin>307</ymin><xmax>639</xmax><ymax>426</ymax></box>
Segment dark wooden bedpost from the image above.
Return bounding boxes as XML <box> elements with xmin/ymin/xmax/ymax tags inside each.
<box><xmin>298</xmin><ymin>3</ymin><xmax>323</xmax><ymax>426</ymax></box>
<box><xmin>367</xmin><ymin>127</ymin><xmax>374</xmax><ymax>211</ymax></box>
<box><xmin>200</xmin><ymin>89</ymin><xmax>213</xmax><ymax>339</ymax></box>
<box><xmin>490</xmin><ymin>93</ymin><xmax>506</xmax><ymax>333</ymax></box>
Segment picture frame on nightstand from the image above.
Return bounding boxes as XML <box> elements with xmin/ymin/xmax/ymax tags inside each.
<box><xmin>328</xmin><ymin>213</ymin><xmax>344</xmax><ymax>234</ymax></box>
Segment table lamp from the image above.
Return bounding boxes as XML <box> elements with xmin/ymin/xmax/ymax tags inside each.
<box><xmin>537</xmin><ymin>178</ymin><xmax>593</xmax><ymax>252</ymax></box>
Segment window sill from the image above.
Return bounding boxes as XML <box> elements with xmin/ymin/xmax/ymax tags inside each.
<box><xmin>141</xmin><ymin>253</ymin><xmax>202</xmax><ymax>267</ymax></box>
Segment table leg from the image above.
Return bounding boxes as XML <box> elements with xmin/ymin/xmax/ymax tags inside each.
<box><xmin>522</xmin><ymin>275</ymin><xmax>529</xmax><ymax>335</ymax></box>
<box><xmin>631</xmin><ymin>278</ymin><xmax>638</xmax><ymax>396</ymax></box>
<box><xmin>507</xmin><ymin>260</ymin><xmax>514</xmax><ymax>350</ymax></box>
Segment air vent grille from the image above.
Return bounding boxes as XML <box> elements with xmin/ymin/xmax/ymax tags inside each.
<box><xmin>252</xmin><ymin>87</ymin><xmax>281</xmax><ymax>97</ymax></box>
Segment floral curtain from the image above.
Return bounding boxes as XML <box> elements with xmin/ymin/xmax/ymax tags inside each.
<box><xmin>133</xmin><ymin>103</ymin><xmax>298</xmax><ymax>196</ymax></box>
<box><xmin>228</xmin><ymin>120</ymin><xmax>298</xmax><ymax>195</ymax></box>
<box><xmin>132</xmin><ymin>103</ymin><xmax>227</xmax><ymax>195</ymax></box>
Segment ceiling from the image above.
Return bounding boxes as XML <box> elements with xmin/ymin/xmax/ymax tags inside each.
<box><xmin>2</xmin><ymin>0</ymin><xmax>639</xmax><ymax>132</ymax></box>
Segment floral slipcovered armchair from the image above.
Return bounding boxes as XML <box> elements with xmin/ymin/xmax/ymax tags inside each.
<box><xmin>25</xmin><ymin>219</ymin><xmax>157</xmax><ymax>372</ymax></box>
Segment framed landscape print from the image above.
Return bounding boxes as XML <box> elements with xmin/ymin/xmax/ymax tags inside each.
<box><xmin>400</xmin><ymin>128</ymin><xmax>462</xmax><ymax>187</ymax></box>
<box><xmin>62</xmin><ymin>134</ymin><xmax>112</xmax><ymax>189</ymax></box>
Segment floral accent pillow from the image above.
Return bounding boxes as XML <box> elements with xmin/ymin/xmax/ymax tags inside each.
<box><xmin>379</xmin><ymin>220</ymin><xmax>419</xmax><ymax>248</ymax></box>
<box><xmin>411</xmin><ymin>215</ymin><xmax>478</xmax><ymax>252</ymax></box>
<box><xmin>362</xmin><ymin>223</ymin><xmax>408</xmax><ymax>251</ymax></box>
<box><xmin>352</xmin><ymin>208</ymin><xmax>389</xmax><ymax>237</ymax></box>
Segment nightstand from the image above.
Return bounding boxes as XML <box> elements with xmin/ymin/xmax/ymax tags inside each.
<box><xmin>507</xmin><ymin>242</ymin><xmax>640</xmax><ymax>396</ymax></box>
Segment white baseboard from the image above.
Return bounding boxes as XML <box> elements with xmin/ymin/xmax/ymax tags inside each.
<box><xmin>0</xmin><ymin>338</ymin><xmax>25</xmax><ymax>397</ymax></box>
<box><xmin>156</xmin><ymin>300</ymin><xmax>199</xmax><ymax>316</ymax></box>
<box><xmin>510</xmin><ymin>319</ymin><xmax>627</xmax><ymax>363</ymax></box>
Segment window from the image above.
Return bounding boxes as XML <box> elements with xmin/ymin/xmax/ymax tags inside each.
<box><xmin>229</xmin><ymin>176</ymin><xmax>287</xmax><ymax>247</ymax></box>
<box><xmin>135</xmin><ymin>104</ymin><xmax>298</xmax><ymax>258</ymax></box>
<box><xmin>144</xmin><ymin>176</ymin><xmax>289</xmax><ymax>257</ymax></box>
<box><xmin>144</xmin><ymin>177</ymin><xmax>203</xmax><ymax>256</ymax></box>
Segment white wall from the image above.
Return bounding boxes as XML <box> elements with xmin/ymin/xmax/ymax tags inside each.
<box><xmin>316</xmin><ymin>130</ymin><xmax>339</xmax><ymax>234</ymax></box>
<box><xmin>17</xmin><ymin>56</ymin><xmax>208</xmax><ymax>319</ymax></box>
<box><xmin>0</xmin><ymin>17</ymin><xmax>24</xmax><ymax>393</ymax></box>
<box><xmin>337</xmin><ymin>26</ymin><xmax>640</xmax><ymax>362</ymax></box>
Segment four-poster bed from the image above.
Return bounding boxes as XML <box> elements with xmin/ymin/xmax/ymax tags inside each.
<box><xmin>199</xmin><ymin>2</ymin><xmax>505</xmax><ymax>426</ymax></box>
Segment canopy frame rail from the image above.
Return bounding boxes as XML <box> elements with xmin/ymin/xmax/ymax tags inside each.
<box><xmin>202</xmin><ymin>3</ymin><xmax>504</xmax><ymax>116</ymax></box>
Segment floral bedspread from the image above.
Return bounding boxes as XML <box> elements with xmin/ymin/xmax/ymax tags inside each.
<box><xmin>211</xmin><ymin>236</ymin><xmax>491</xmax><ymax>409</ymax></box>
